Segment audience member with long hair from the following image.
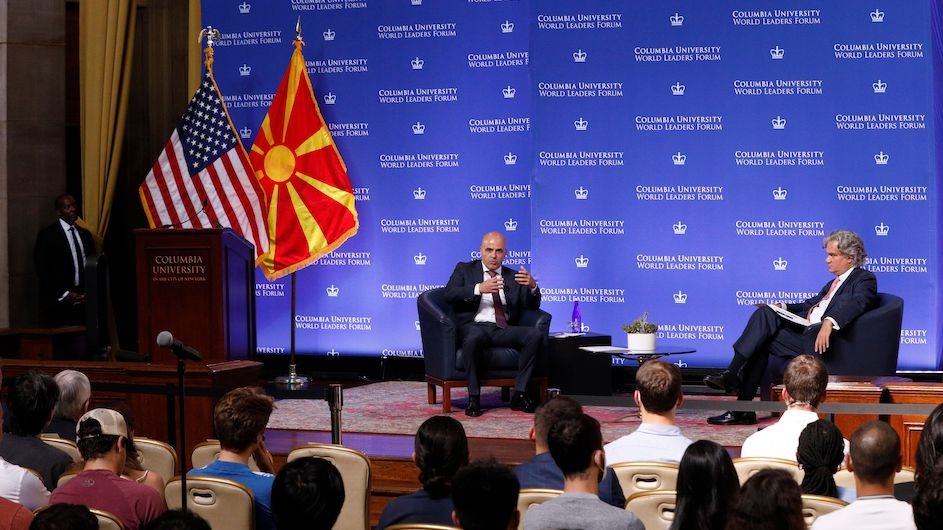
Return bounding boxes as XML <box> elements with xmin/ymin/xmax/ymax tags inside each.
<box><xmin>726</xmin><ymin>468</ymin><xmax>805</xmax><ymax>530</ymax></box>
<box><xmin>912</xmin><ymin>459</ymin><xmax>943</xmax><ymax>530</ymax></box>
<box><xmin>669</xmin><ymin>440</ymin><xmax>739</xmax><ymax>530</ymax></box>
<box><xmin>797</xmin><ymin>419</ymin><xmax>850</xmax><ymax>501</ymax></box>
<box><xmin>104</xmin><ymin>401</ymin><xmax>165</xmax><ymax>498</ymax></box>
<box><xmin>376</xmin><ymin>415</ymin><xmax>469</xmax><ymax>529</ymax></box>
<box><xmin>914</xmin><ymin>402</ymin><xmax>943</xmax><ymax>490</ymax></box>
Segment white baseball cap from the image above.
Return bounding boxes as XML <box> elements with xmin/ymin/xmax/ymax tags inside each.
<box><xmin>77</xmin><ymin>408</ymin><xmax>129</xmax><ymax>439</ymax></box>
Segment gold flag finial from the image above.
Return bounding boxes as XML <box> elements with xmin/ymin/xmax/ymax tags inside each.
<box><xmin>198</xmin><ymin>26</ymin><xmax>222</xmax><ymax>72</ymax></box>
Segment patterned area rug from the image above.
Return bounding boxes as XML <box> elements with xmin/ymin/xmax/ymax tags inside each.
<box><xmin>267</xmin><ymin>381</ymin><xmax>773</xmax><ymax>447</ymax></box>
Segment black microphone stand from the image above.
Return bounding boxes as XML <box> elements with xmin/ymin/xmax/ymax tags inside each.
<box><xmin>176</xmin><ymin>353</ymin><xmax>188</xmax><ymax>511</ymax></box>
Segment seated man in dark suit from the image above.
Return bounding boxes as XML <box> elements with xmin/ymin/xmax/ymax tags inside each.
<box><xmin>34</xmin><ymin>194</ymin><xmax>95</xmax><ymax>326</ymax></box>
<box><xmin>704</xmin><ymin>229</ymin><xmax>878</xmax><ymax>425</ymax></box>
<box><xmin>444</xmin><ymin>231</ymin><xmax>542</xmax><ymax>417</ymax></box>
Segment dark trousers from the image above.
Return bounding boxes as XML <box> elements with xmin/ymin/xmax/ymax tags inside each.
<box><xmin>459</xmin><ymin>322</ymin><xmax>541</xmax><ymax>396</ymax></box>
<box><xmin>730</xmin><ymin>306</ymin><xmax>817</xmax><ymax>400</ymax></box>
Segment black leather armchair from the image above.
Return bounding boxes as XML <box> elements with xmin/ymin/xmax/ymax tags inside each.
<box><xmin>417</xmin><ymin>287</ymin><xmax>552</xmax><ymax>413</ymax></box>
<box><xmin>821</xmin><ymin>292</ymin><xmax>904</xmax><ymax>376</ymax></box>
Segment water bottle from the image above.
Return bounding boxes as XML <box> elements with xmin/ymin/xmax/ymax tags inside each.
<box><xmin>571</xmin><ymin>301</ymin><xmax>582</xmax><ymax>333</ymax></box>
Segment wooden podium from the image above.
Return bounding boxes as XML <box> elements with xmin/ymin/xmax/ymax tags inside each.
<box><xmin>135</xmin><ymin>228</ymin><xmax>256</xmax><ymax>364</ymax></box>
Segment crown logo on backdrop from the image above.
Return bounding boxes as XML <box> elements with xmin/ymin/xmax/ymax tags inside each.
<box><xmin>414</xmin><ymin>252</ymin><xmax>427</xmax><ymax>265</ymax></box>
<box><xmin>238</xmin><ymin>2</ymin><xmax>251</xmax><ymax>14</ymax></box>
<box><xmin>504</xmin><ymin>152</ymin><xmax>517</xmax><ymax>165</ymax></box>
<box><xmin>501</xmin><ymin>20</ymin><xmax>514</xmax><ymax>33</ymax></box>
<box><xmin>673</xmin><ymin>221</ymin><xmax>687</xmax><ymax>235</ymax></box>
<box><xmin>326</xmin><ymin>285</ymin><xmax>340</xmax><ymax>297</ymax></box>
<box><xmin>412</xmin><ymin>122</ymin><xmax>425</xmax><ymax>135</ymax></box>
<box><xmin>323</xmin><ymin>92</ymin><xmax>336</xmax><ymax>105</ymax></box>
<box><xmin>773</xmin><ymin>257</ymin><xmax>788</xmax><ymax>271</ymax></box>
<box><xmin>875</xmin><ymin>222</ymin><xmax>890</xmax><ymax>236</ymax></box>
<box><xmin>327</xmin><ymin>348</ymin><xmax>340</xmax><ymax>357</ymax></box>
<box><xmin>411</xmin><ymin>0</ymin><xmax>422</xmax><ymax>5</ymax></box>
<box><xmin>574</xmin><ymin>186</ymin><xmax>589</xmax><ymax>200</ymax></box>
<box><xmin>504</xmin><ymin>218</ymin><xmax>518</xmax><ymax>231</ymax></box>
<box><xmin>239</xmin><ymin>64</ymin><xmax>251</xmax><ymax>76</ymax></box>
<box><xmin>239</xmin><ymin>126</ymin><xmax>252</xmax><ymax>139</ymax></box>
<box><xmin>323</xmin><ymin>29</ymin><xmax>336</xmax><ymax>41</ymax></box>
<box><xmin>575</xmin><ymin>255</ymin><xmax>590</xmax><ymax>268</ymax></box>
<box><xmin>874</xmin><ymin>151</ymin><xmax>889</xmax><ymax>165</ymax></box>
<box><xmin>671</xmin><ymin>82</ymin><xmax>686</xmax><ymax>96</ymax></box>
<box><xmin>573</xmin><ymin>49</ymin><xmax>587</xmax><ymax>63</ymax></box>
<box><xmin>672</xmin><ymin>152</ymin><xmax>687</xmax><ymax>165</ymax></box>
<box><xmin>670</xmin><ymin>13</ymin><xmax>684</xmax><ymax>26</ymax></box>
<box><xmin>673</xmin><ymin>290</ymin><xmax>688</xmax><ymax>304</ymax></box>
<box><xmin>411</xmin><ymin>57</ymin><xmax>424</xmax><ymax>70</ymax></box>
<box><xmin>770</xmin><ymin>46</ymin><xmax>785</xmax><ymax>60</ymax></box>
<box><xmin>503</xmin><ymin>86</ymin><xmax>516</xmax><ymax>99</ymax></box>
<box><xmin>871</xmin><ymin>9</ymin><xmax>885</xmax><ymax>22</ymax></box>
<box><xmin>771</xmin><ymin>116</ymin><xmax>787</xmax><ymax>129</ymax></box>
<box><xmin>872</xmin><ymin>79</ymin><xmax>887</xmax><ymax>93</ymax></box>
<box><xmin>574</xmin><ymin>117</ymin><xmax>588</xmax><ymax>131</ymax></box>
<box><xmin>413</xmin><ymin>187</ymin><xmax>426</xmax><ymax>200</ymax></box>
<box><xmin>773</xmin><ymin>187</ymin><xmax>788</xmax><ymax>200</ymax></box>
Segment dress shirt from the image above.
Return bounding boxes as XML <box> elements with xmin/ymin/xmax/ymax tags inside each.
<box><xmin>604</xmin><ymin>423</ymin><xmax>693</xmax><ymax>465</ymax></box>
<box><xmin>59</xmin><ymin>218</ymin><xmax>86</xmax><ymax>288</ymax></box>
<box><xmin>473</xmin><ymin>262</ymin><xmax>506</xmax><ymax>323</ymax></box>
<box><xmin>809</xmin><ymin>267</ymin><xmax>855</xmax><ymax>327</ymax></box>
<box><xmin>740</xmin><ymin>409</ymin><xmax>849</xmax><ymax>460</ymax></box>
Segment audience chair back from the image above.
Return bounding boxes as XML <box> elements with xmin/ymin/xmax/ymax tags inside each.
<box><xmin>610</xmin><ymin>462</ymin><xmax>679</xmax><ymax>498</ymax></box>
<box><xmin>516</xmin><ymin>489</ymin><xmax>562</xmax><ymax>530</ymax></box>
<box><xmin>800</xmin><ymin>494</ymin><xmax>847</xmax><ymax>526</ymax></box>
<box><xmin>624</xmin><ymin>490</ymin><xmax>676</xmax><ymax>530</ymax></box>
<box><xmin>56</xmin><ymin>472</ymin><xmax>78</xmax><ymax>489</ymax></box>
<box><xmin>732</xmin><ymin>457</ymin><xmax>803</xmax><ymax>486</ymax></box>
<box><xmin>166</xmin><ymin>476</ymin><xmax>255</xmax><ymax>530</ymax></box>
<box><xmin>385</xmin><ymin>525</ymin><xmax>459</xmax><ymax>530</ymax></box>
<box><xmin>287</xmin><ymin>443</ymin><xmax>372</xmax><ymax>530</ymax></box>
<box><xmin>833</xmin><ymin>465</ymin><xmax>915</xmax><ymax>489</ymax></box>
<box><xmin>134</xmin><ymin>437</ymin><xmax>178</xmax><ymax>483</ymax></box>
<box><xmin>190</xmin><ymin>440</ymin><xmax>260</xmax><ymax>471</ymax></box>
<box><xmin>89</xmin><ymin>508</ymin><xmax>126</xmax><ymax>530</ymax></box>
<box><xmin>40</xmin><ymin>434</ymin><xmax>81</xmax><ymax>463</ymax></box>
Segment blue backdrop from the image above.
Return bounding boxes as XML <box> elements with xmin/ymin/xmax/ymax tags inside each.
<box><xmin>202</xmin><ymin>0</ymin><xmax>940</xmax><ymax>370</ymax></box>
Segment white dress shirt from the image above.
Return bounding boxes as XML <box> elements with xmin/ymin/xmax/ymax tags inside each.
<box><xmin>740</xmin><ymin>408</ymin><xmax>848</xmax><ymax>460</ymax></box>
<box><xmin>473</xmin><ymin>262</ymin><xmax>507</xmax><ymax>324</ymax></box>
<box><xmin>809</xmin><ymin>266</ymin><xmax>855</xmax><ymax>327</ymax></box>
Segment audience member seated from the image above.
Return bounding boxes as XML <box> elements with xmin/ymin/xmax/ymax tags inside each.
<box><xmin>0</xmin><ymin>497</ymin><xmax>32</xmax><ymax>530</ymax></box>
<box><xmin>811</xmin><ymin>421</ymin><xmax>915</xmax><ymax>530</ymax></box>
<box><xmin>740</xmin><ymin>355</ymin><xmax>847</xmax><ymax>460</ymax></box>
<box><xmin>0</xmin><ymin>400</ymin><xmax>50</xmax><ymax>510</ymax></box>
<box><xmin>44</xmin><ymin>370</ymin><xmax>91</xmax><ymax>442</ymax></box>
<box><xmin>272</xmin><ymin>457</ymin><xmax>345</xmax><ymax>530</ymax></box>
<box><xmin>105</xmin><ymin>401</ymin><xmax>164</xmax><ymax>497</ymax></box>
<box><xmin>188</xmin><ymin>387</ymin><xmax>276</xmax><ymax>530</ymax></box>
<box><xmin>522</xmin><ymin>414</ymin><xmax>644</xmax><ymax>530</ymax></box>
<box><xmin>605</xmin><ymin>360</ymin><xmax>692</xmax><ymax>464</ymax></box>
<box><xmin>378</xmin><ymin>416</ymin><xmax>468</xmax><ymax>529</ymax></box>
<box><xmin>515</xmin><ymin>396</ymin><xmax>624</xmax><ymax>507</ymax></box>
<box><xmin>669</xmin><ymin>439</ymin><xmax>739</xmax><ymax>530</ymax></box>
<box><xmin>140</xmin><ymin>509</ymin><xmax>212</xmax><ymax>530</ymax></box>
<box><xmin>0</xmin><ymin>371</ymin><xmax>73</xmax><ymax>489</ymax></box>
<box><xmin>913</xmin><ymin>402</ymin><xmax>943</xmax><ymax>496</ymax></box>
<box><xmin>727</xmin><ymin>468</ymin><xmax>806</xmax><ymax>530</ymax></box>
<box><xmin>452</xmin><ymin>459</ymin><xmax>520</xmax><ymax>530</ymax></box>
<box><xmin>50</xmin><ymin>409</ymin><xmax>165</xmax><ymax>530</ymax></box>
<box><xmin>911</xmin><ymin>461</ymin><xmax>943</xmax><ymax>530</ymax></box>
<box><xmin>797</xmin><ymin>419</ymin><xmax>853</xmax><ymax>502</ymax></box>
<box><xmin>29</xmin><ymin>503</ymin><xmax>97</xmax><ymax>530</ymax></box>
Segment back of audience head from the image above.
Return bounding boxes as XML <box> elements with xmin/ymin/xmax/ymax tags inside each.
<box><xmin>213</xmin><ymin>387</ymin><xmax>274</xmax><ymax>452</ymax></box>
<box><xmin>139</xmin><ymin>510</ymin><xmax>211</xmax><ymax>530</ymax></box>
<box><xmin>452</xmin><ymin>459</ymin><xmax>520</xmax><ymax>530</ymax></box>
<box><xmin>9</xmin><ymin>371</ymin><xmax>59</xmax><ymax>436</ymax></box>
<box><xmin>912</xmin><ymin>460</ymin><xmax>943</xmax><ymax>530</ymax></box>
<box><xmin>76</xmin><ymin>408</ymin><xmax>128</xmax><ymax>462</ymax></box>
<box><xmin>53</xmin><ymin>370</ymin><xmax>90</xmax><ymax>421</ymax></box>
<box><xmin>849</xmin><ymin>420</ymin><xmax>901</xmax><ymax>485</ymax></box>
<box><xmin>783</xmin><ymin>355</ymin><xmax>828</xmax><ymax>408</ymax></box>
<box><xmin>915</xmin><ymin>402</ymin><xmax>943</xmax><ymax>489</ymax></box>
<box><xmin>532</xmin><ymin>395</ymin><xmax>582</xmax><ymax>447</ymax></box>
<box><xmin>30</xmin><ymin>504</ymin><xmax>97</xmax><ymax>530</ymax></box>
<box><xmin>414</xmin><ymin>415</ymin><xmax>469</xmax><ymax>498</ymax></box>
<box><xmin>635</xmin><ymin>360</ymin><xmax>683</xmax><ymax>414</ymax></box>
<box><xmin>547</xmin><ymin>413</ymin><xmax>603</xmax><ymax>477</ymax></box>
<box><xmin>671</xmin><ymin>440</ymin><xmax>738</xmax><ymax>530</ymax></box>
<box><xmin>797</xmin><ymin>419</ymin><xmax>844</xmax><ymax>498</ymax></box>
<box><xmin>272</xmin><ymin>457</ymin><xmax>345</xmax><ymax>530</ymax></box>
<box><xmin>726</xmin><ymin>468</ymin><xmax>805</xmax><ymax>530</ymax></box>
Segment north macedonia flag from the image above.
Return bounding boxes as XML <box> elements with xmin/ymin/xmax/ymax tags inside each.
<box><xmin>250</xmin><ymin>39</ymin><xmax>359</xmax><ymax>280</ymax></box>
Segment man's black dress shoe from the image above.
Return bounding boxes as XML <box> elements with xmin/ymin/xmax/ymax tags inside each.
<box><xmin>703</xmin><ymin>370</ymin><xmax>741</xmax><ymax>394</ymax></box>
<box><xmin>510</xmin><ymin>392</ymin><xmax>536</xmax><ymax>413</ymax></box>
<box><xmin>706</xmin><ymin>410</ymin><xmax>757</xmax><ymax>425</ymax></box>
<box><xmin>465</xmin><ymin>395</ymin><xmax>482</xmax><ymax>417</ymax></box>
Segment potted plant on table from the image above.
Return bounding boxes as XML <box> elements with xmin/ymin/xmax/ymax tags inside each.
<box><xmin>623</xmin><ymin>312</ymin><xmax>658</xmax><ymax>352</ymax></box>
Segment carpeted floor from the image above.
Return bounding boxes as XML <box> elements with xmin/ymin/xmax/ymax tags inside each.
<box><xmin>267</xmin><ymin>381</ymin><xmax>773</xmax><ymax>447</ymax></box>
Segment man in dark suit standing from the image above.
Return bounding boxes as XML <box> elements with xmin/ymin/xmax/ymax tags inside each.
<box><xmin>444</xmin><ymin>231</ymin><xmax>542</xmax><ymax>417</ymax></box>
<box><xmin>34</xmin><ymin>194</ymin><xmax>95</xmax><ymax>326</ymax></box>
<box><xmin>704</xmin><ymin>229</ymin><xmax>878</xmax><ymax>425</ymax></box>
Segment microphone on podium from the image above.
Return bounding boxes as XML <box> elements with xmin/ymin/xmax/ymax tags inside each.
<box><xmin>156</xmin><ymin>331</ymin><xmax>203</xmax><ymax>361</ymax></box>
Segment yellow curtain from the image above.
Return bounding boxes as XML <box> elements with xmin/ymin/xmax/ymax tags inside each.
<box><xmin>79</xmin><ymin>0</ymin><xmax>137</xmax><ymax>241</ymax></box>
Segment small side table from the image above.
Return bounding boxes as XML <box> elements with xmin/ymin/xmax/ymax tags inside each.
<box><xmin>548</xmin><ymin>332</ymin><xmax>613</xmax><ymax>396</ymax></box>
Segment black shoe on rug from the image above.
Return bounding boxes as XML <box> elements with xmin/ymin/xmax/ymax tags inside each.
<box><xmin>703</xmin><ymin>370</ymin><xmax>741</xmax><ymax>394</ymax></box>
<box><xmin>510</xmin><ymin>392</ymin><xmax>536</xmax><ymax>413</ymax></box>
<box><xmin>706</xmin><ymin>410</ymin><xmax>757</xmax><ymax>426</ymax></box>
<box><xmin>465</xmin><ymin>395</ymin><xmax>482</xmax><ymax>417</ymax></box>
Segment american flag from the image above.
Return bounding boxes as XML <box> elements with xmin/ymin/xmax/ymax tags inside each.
<box><xmin>138</xmin><ymin>73</ymin><xmax>269</xmax><ymax>258</ymax></box>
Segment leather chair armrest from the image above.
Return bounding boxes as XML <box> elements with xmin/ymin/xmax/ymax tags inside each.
<box><xmin>418</xmin><ymin>290</ymin><xmax>459</xmax><ymax>378</ymax></box>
